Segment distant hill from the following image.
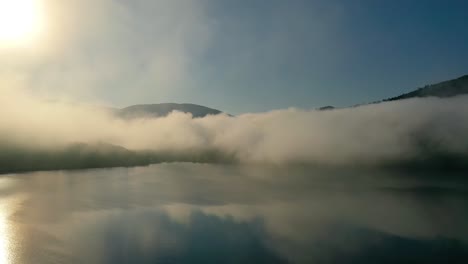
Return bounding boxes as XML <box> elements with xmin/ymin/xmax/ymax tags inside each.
<box><xmin>113</xmin><ymin>75</ymin><xmax>468</xmax><ymax>118</ymax></box>
<box><xmin>116</xmin><ymin>103</ymin><xmax>224</xmax><ymax>119</ymax></box>
<box><xmin>0</xmin><ymin>141</ymin><xmax>233</xmax><ymax>174</ymax></box>
<box><xmin>0</xmin><ymin>142</ymin><xmax>152</xmax><ymax>173</ymax></box>
<box><xmin>385</xmin><ymin>74</ymin><xmax>468</xmax><ymax>102</ymax></box>
<box><xmin>317</xmin><ymin>106</ymin><xmax>335</xmax><ymax>111</ymax></box>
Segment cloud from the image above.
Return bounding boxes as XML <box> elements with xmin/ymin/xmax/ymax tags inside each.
<box><xmin>1</xmin><ymin>85</ymin><xmax>468</xmax><ymax>170</ymax></box>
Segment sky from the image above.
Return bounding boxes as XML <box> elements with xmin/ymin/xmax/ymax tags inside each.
<box><xmin>1</xmin><ymin>0</ymin><xmax>468</xmax><ymax>114</ymax></box>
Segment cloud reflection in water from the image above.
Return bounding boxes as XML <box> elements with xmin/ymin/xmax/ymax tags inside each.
<box><xmin>0</xmin><ymin>164</ymin><xmax>467</xmax><ymax>263</ymax></box>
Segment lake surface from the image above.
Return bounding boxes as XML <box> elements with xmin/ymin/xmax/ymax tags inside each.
<box><xmin>0</xmin><ymin>163</ymin><xmax>467</xmax><ymax>263</ymax></box>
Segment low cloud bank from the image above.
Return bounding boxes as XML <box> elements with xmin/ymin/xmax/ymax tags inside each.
<box><xmin>1</xmin><ymin>88</ymin><xmax>468</xmax><ymax>172</ymax></box>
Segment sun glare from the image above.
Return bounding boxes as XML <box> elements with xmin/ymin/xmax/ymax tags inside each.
<box><xmin>0</xmin><ymin>0</ymin><xmax>45</xmax><ymax>47</ymax></box>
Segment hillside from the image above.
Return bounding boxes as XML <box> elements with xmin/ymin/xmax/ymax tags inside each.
<box><xmin>385</xmin><ymin>74</ymin><xmax>468</xmax><ymax>101</ymax></box>
<box><xmin>116</xmin><ymin>103</ymin><xmax>223</xmax><ymax>119</ymax></box>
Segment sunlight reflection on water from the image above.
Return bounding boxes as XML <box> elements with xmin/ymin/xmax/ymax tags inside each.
<box><xmin>0</xmin><ymin>177</ymin><xmax>24</xmax><ymax>264</ymax></box>
<box><xmin>0</xmin><ymin>210</ymin><xmax>8</xmax><ymax>264</ymax></box>
<box><xmin>0</xmin><ymin>201</ymin><xmax>13</xmax><ymax>264</ymax></box>
<box><xmin>0</xmin><ymin>164</ymin><xmax>466</xmax><ymax>263</ymax></box>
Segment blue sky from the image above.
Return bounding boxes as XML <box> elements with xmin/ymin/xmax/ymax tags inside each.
<box><xmin>2</xmin><ymin>0</ymin><xmax>468</xmax><ymax>114</ymax></box>
<box><xmin>187</xmin><ymin>0</ymin><xmax>468</xmax><ymax>113</ymax></box>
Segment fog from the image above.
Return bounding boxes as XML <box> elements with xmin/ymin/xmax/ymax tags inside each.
<box><xmin>1</xmin><ymin>87</ymin><xmax>468</xmax><ymax>172</ymax></box>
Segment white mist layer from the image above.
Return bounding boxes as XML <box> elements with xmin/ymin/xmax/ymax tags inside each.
<box><xmin>1</xmin><ymin>88</ymin><xmax>468</xmax><ymax>166</ymax></box>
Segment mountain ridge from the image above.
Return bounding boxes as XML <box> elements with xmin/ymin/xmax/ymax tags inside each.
<box><xmin>114</xmin><ymin>74</ymin><xmax>468</xmax><ymax>117</ymax></box>
<box><xmin>116</xmin><ymin>103</ymin><xmax>224</xmax><ymax>119</ymax></box>
<box><xmin>321</xmin><ymin>74</ymin><xmax>468</xmax><ymax>110</ymax></box>
<box><xmin>384</xmin><ymin>74</ymin><xmax>468</xmax><ymax>102</ymax></box>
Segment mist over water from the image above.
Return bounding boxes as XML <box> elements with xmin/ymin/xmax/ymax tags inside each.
<box><xmin>0</xmin><ymin>164</ymin><xmax>467</xmax><ymax>263</ymax></box>
<box><xmin>1</xmin><ymin>87</ymin><xmax>468</xmax><ymax>172</ymax></box>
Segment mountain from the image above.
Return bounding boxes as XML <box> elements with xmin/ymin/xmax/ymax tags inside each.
<box><xmin>385</xmin><ymin>74</ymin><xmax>468</xmax><ymax>102</ymax></box>
<box><xmin>116</xmin><ymin>103</ymin><xmax>224</xmax><ymax>119</ymax></box>
<box><xmin>317</xmin><ymin>106</ymin><xmax>335</xmax><ymax>111</ymax></box>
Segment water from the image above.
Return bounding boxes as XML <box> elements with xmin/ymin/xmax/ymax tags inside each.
<box><xmin>0</xmin><ymin>163</ymin><xmax>467</xmax><ymax>263</ymax></box>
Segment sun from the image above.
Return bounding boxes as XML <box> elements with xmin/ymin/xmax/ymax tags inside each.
<box><xmin>0</xmin><ymin>0</ymin><xmax>45</xmax><ymax>46</ymax></box>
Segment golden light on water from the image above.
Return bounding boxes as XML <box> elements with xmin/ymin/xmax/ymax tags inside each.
<box><xmin>0</xmin><ymin>199</ymin><xmax>15</xmax><ymax>264</ymax></box>
<box><xmin>0</xmin><ymin>210</ymin><xmax>10</xmax><ymax>264</ymax></box>
<box><xmin>0</xmin><ymin>178</ymin><xmax>21</xmax><ymax>264</ymax></box>
<box><xmin>0</xmin><ymin>0</ymin><xmax>46</xmax><ymax>47</ymax></box>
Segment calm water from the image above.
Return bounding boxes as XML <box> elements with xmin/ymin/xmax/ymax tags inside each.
<box><xmin>0</xmin><ymin>163</ymin><xmax>467</xmax><ymax>263</ymax></box>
